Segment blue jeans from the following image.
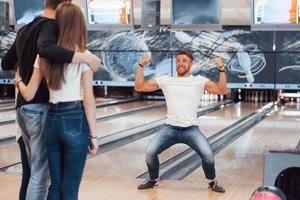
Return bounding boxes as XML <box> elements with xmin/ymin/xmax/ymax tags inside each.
<box><xmin>146</xmin><ymin>124</ymin><xmax>216</xmax><ymax>180</ymax></box>
<box><xmin>16</xmin><ymin>103</ymin><xmax>49</xmax><ymax>200</ymax></box>
<box><xmin>46</xmin><ymin>101</ymin><xmax>89</xmax><ymax>200</ymax></box>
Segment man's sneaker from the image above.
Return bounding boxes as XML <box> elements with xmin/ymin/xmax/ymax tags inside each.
<box><xmin>208</xmin><ymin>180</ymin><xmax>225</xmax><ymax>193</ymax></box>
<box><xmin>137</xmin><ymin>179</ymin><xmax>157</xmax><ymax>190</ymax></box>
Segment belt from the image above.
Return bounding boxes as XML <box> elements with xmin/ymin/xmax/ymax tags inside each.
<box><xmin>49</xmin><ymin>101</ymin><xmax>83</xmax><ymax>109</ymax></box>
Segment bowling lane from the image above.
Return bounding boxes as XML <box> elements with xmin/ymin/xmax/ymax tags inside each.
<box><xmin>0</xmin><ymin>107</ymin><xmax>168</xmax><ymax>168</ymax></box>
<box><xmin>97</xmin><ymin>103</ymin><xmax>263</xmax><ymax>137</ymax></box>
<box><xmin>0</xmin><ymin>100</ymin><xmax>164</xmax><ymax>168</ymax></box>
<box><xmin>95</xmin><ymin>97</ymin><xmax>119</xmax><ymax>103</ymax></box>
<box><xmin>0</xmin><ymin>102</ymin><xmax>265</xmax><ymax>200</ymax></box>
<box><xmin>0</xmin><ymin>98</ymin><xmax>141</xmax><ymax>124</ymax></box>
<box><xmin>0</xmin><ymin>124</ymin><xmax>15</xmax><ymax>140</ymax></box>
<box><xmin>0</xmin><ymin>99</ymin><xmax>14</xmax><ymax>104</ymax></box>
<box><xmin>0</xmin><ymin>100</ymin><xmax>229</xmax><ymax>168</ymax></box>
<box><xmin>0</xmin><ymin>102</ymin><xmax>14</xmax><ymax>110</ymax></box>
<box><xmin>198</xmin><ymin>102</ymin><xmax>266</xmax><ymax>138</ymax></box>
<box><xmin>0</xmin><ymin>100</ymin><xmax>164</xmax><ymax>140</ymax></box>
<box><xmin>94</xmin><ymin>100</ymin><xmax>164</xmax><ymax>117</ymax></box>
<box><xmin>0</xmin><ymin>102</ymin><xmax>260</xmax><ymax>170</ymax></box>
<box><xmin>183</xmin><ymin>103</ymin><xmax>300</xmax><ymax>199</ymax></box>
<box><xmin>82</xmin><ymin>102</ymin><xmax>262</xmax><ymax>180</ymax></box>
<box><xmin>94</xmin><ymin>107</ymin><xmax>167</xmax><ymax>138</ymax></box>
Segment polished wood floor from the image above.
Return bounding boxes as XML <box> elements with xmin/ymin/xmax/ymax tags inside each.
<box><xmin>0</xmin><ymin>101</ymin><xmax>299</xmax><ymax>200</ymax></box>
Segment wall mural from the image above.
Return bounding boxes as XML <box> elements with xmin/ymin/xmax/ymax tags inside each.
<box><xmin>0</xmin><ymin>32</ymin><xmax>16</xmax><ymax>79</ymax></box>
<box><xmin>274</xmin><ymin>32</ymin><xmax>300</xmax><ymax>89</ymax></box>
<box><xmin>0</xmin><ymin>28</ymin><xmax>299</xmax><ymax>89</ymax></box>
<box><xmin>88</xmin><ymin>28</ymin><xmax>172</xmax><ymax>81</ymax></box>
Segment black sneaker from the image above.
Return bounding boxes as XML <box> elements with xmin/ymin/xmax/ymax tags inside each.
<box><xmin>208</xmin><ymin>180</ymin><xmax>225</xmax><ymax>193</ymax></box>
<box><xmin>137</xmin><ymin>179</ymin><xmax>157</xmax><ymax>190</ymax></box>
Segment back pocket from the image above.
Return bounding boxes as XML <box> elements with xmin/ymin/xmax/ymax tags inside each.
<box><xmin>62</xmin><ymin>115</ymin><xmax>83</xmax><ymax>137</ymax></box>
<box><xmin>22</xmin><ymin>108</ymin><xmax>44</xmax><ymax>134</ymax></box>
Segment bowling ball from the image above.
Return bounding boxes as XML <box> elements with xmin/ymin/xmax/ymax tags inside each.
<box><xmin>249</xmin><ymin>186</ymin><xmax>287</xmax><ymax>200</ymax></box>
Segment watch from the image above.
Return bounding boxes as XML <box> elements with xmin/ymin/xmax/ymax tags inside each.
<box><xmin>218</xmin><ymin>65</ymin><xmax>226</xmax><ymax>73</ymax></box>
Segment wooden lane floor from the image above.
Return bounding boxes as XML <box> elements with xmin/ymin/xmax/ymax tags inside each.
<box><xmin>0</xmin><ymin>108</ymin><xmax>168</xmax><ymax>169</ymax></box>
<box><xmin>81</xmin><ymin>102</ymin><xmax>261</xmax><ymax>179</ymax></box>
<box><xmin>180</xmin><ymin>104</ymin><xmax>300</xmax><ymax>200</ymax></box>
<box><xmin>0</xmin><ymin>102</ymin><xmax>259</xmax><ymax>169</ymax></box>
<box><xmin>0</xmin><ymin>100</ymin><xmax>164</xmax><ymax>140</ymax></box>
<box><xmin>94</xmin><ymin>107</ymin><xmax>167</xmax><ymax>138</ymax></box>
<box><xmin>0</xmin><ymin>97</ymin><xmax>128</xmax><ymax>112</ymax></box>
<box><xmin>94</xmin><ymin>100</ymin><xmax>164</xmax><ymax>117</ymax></box>
<box><xmin>95</xmin><ymin>97</ymin><xmax>116</xmax><ymax>103</ymax></box>
<box><xmin>76</xmin><ymin>102</ymin><xmax>263</xmax><ymax>199</ymax></box>
<box><xmin>0</xmin><ymin>123</ymin><xmax>15</xmax><ymax>140</ymax></box>
<box><xmin>0</xmin><ymin>100</ymin><xmax>225</xmax><ymax>169</ymax></box>
<box><xmin>0</xmin><ymin>97</ymin><xmax>127</xmax><ymax>112</ymax></box>
<box><xmin>198</xmin><ymin>102</ymin><xmax>266</xmax><ymax>137</ymax></box>
<box><xmin>0</xmin><ymin>101</ymin><xmax>166</xmax><ymax>168</ymax></box>
<box><xmin>0</xmin><ymin>102</ymin><xmax>14</xmax><ymax>110</ymax></box>
<box><xmin>0</xmin><ymin>102</ymin><xmax>263</xmax><ymax>199</ymax></box>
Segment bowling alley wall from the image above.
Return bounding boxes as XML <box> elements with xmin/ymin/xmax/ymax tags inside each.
<box><xmin>1</xmin><ymin>27</ymin><xmax>300</xmax><ymax>90</ymax></box>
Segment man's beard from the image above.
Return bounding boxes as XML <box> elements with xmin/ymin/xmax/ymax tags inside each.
<box><xmin>176</xmin><ymin>67</ymin><xmax>190</xmax><ymax>76</ymax></box>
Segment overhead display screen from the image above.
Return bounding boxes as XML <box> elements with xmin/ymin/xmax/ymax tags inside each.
<box><xmin>172</xmin><ymin>0</ymin><xmax>220</xmax><ymax>25</ymax></box>
<box><xmin>13</xmin><ymin>0</ymin><xmax>44</xmax><ymax>26</ymax></box>
<box><xmin>86</xmin><ymin>0</ymin><xmax>132</xmax><ymax>25</ymax></box>
<box><xmin>253</xmin><ymin>0</ymin><xmax>299</xmax><ymax>24</ymax></box>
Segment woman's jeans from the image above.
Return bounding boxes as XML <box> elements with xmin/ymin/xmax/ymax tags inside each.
<box><xmin>46</xmin><ymin>101</ymin><xmax>89</xmax><ymax>200</ymax></box>
<box><xmin>146</xmin><ymin>124</ymin><xmax>216</xmax><ymax>180</ymax></box>
<box><xmin>16</xmin><ymin>103</ymin><xmax>49</xmax><ymax>200</ymax></box>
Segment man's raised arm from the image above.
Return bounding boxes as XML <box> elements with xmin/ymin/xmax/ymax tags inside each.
<box><xmin>204</xmin><ymin>57</ymin><xmax>227</xmax><ymax>95</ymax></box>
<box><xmin>135</xmin><ymin>56</ymin><xmax>159</xmax><ymax>92</ymax></box>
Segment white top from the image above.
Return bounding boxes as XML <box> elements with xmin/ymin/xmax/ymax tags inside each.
<box><xmin>34</xmin><ymin>55</ymin><xmax>90</xmax><ymax>103</ymax></box>
<box><xmin>155</xmin><ymin>75</ymin><xmax>208</xmax><ymax>127</ymax></box>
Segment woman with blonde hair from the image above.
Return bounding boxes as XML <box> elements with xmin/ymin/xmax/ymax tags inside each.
<box><xmin>14</xmin><ymin>2</ymin><xmax>98</xmax><ymax>199</ymax></box>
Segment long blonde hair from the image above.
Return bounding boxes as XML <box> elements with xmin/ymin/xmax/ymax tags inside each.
<box><xmin>42</xmin><ymin>2</ymin><xmax>87</xmax><ymax>90</ymax></box>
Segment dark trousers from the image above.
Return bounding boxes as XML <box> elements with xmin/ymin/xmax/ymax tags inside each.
<box><xmin>17</xmin><ymin>136</ymin><xmax>31</xmax><ymax>200</ymax></box>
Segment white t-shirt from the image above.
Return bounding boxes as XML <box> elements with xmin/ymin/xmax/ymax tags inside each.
<box><xmin>155</xmin><ymin>75</ymin><xmax>209</xmax><ymax>127</ymax></box>
<box><xmin>34</xmin><ymin>55</ymin><xmax>91</xmax><ymax>103</ymax></box>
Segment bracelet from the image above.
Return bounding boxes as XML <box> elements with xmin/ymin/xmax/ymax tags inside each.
<box><xmin>89</xmin><ymin>135</ymin><xmax>97</xmax><ymax>139</ymax></box>
<box><xmin>218</xmin><ymin>65</ymin><xmax>226</xmax><ymax>73</ymax></box>
<box><xmin>16</xmin><ymin>80</ymin><xmax>23</xmax><ymax>87</ymax></box>
<box><xmin>138</xmin><ymin>63</ymin><xmax>144</xmax><ymax>68</ymax></box>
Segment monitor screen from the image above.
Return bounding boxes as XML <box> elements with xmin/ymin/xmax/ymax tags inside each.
<box><xmin>13</xmin><ymin>0</ymin><xmax>44</xmax><ymax>26</ymax></box>
<box><xmin>86</xmin><ymin>0</ymin><xmax>132</xmax><ymax>25</ymax></box>
<box><xmin>253</xmin><ymin>0</ymin><xmax>299</xmax><ymax>24</ymax></box>
<box><xmin>172</xmin><ymin>0</ymin><xmax>220</xmax><ymax>25</ymax></box>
